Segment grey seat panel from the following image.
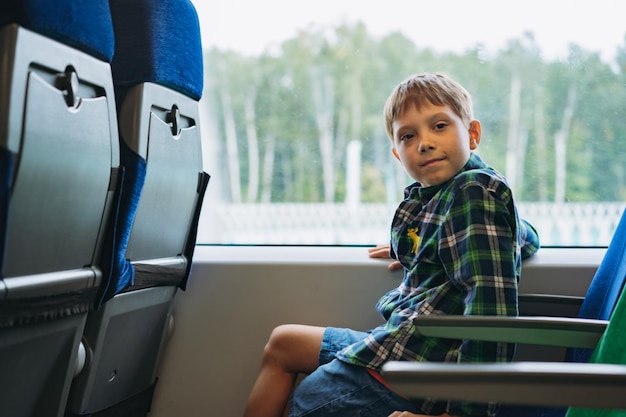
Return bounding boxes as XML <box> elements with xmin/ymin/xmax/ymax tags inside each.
<box><xmin>121</xmin><ymin>83</ymin><xmax>203</xmax><ymax>262</ymax></box>
<box><xmin>0</xmin><ymin>22</ymin><xmax>119</xmax><ymax>417</ymax></box>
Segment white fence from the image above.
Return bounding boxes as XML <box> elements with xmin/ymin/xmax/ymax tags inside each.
<box><xmin>517</xmin><ymin>202</ymin><xmax>624</xmax><ymax>247</ymax></box>
<box><xmin>197</xmin><ymin>202</ymin><xmax>625</xmax><ymax>247</ymax></box>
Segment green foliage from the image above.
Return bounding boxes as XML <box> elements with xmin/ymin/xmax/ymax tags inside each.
<box><xmin>204</xmin><ymin>24</ymin><xmax>626</xmax><ymax>204</ymax></box>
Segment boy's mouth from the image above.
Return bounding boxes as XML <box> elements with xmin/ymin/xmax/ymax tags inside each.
<box><xmin>421</xmin><ymin>157</ymin><xmax>445</xmax><ymax>167</ymax></box>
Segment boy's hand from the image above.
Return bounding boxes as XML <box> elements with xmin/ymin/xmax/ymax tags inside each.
<box><xmin>368</xmin><ymin>245</ymin><xmax>402</xmax><ymax>271</ymax></box>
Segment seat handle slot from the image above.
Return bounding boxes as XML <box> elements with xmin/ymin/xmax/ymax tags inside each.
<box><xmin>55</xmin><ymin>66</ymin><xmax>79</xmax><ymax>108</ymax></box>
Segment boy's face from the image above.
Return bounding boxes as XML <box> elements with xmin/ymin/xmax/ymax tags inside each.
<box><xmin>391</xmin><ymin>102</ymin><xmax>481</xmax><ymax>187</ymax></box>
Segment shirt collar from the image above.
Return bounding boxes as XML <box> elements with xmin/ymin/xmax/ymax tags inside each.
<box><xmin>403</xmin><ymin>153</ymin><xmax>488</xmax><ymax>203</ymax></box>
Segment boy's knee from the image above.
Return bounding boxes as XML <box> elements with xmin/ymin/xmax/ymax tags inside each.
<box><xmin>262</xmin><ymin>324</ymin><xmax>324</xmax><ymax>373</ymax></box>
<box><xmin>265</xmin><ymin>324</ymin><xmax>300</xmax><ymax>357</ymax></box>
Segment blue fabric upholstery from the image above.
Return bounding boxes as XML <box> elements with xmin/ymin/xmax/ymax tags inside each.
<box><xmin>0</xmin><ymin>0</ymin><xmax>114</xmax><ymax>62</ymax></box>
<box><xmin>97</xmin><ymin>142</ymin><xmax>146</xmax><ymax>304</ymax></box>
<box><xmin>569</xmin><ymin>208</ymin><xmax>626</xmax><ymax>362</ymax></box>
<box><xmin>109</xmin><ymin>0</ymin><xmax>204</xmax><ymax>101</ymax></box>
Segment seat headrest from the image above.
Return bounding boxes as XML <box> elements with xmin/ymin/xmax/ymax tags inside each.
<box><xmin>0</xmin><ymin>0</ymin><xmax>114</xmax><ymax>62</ymax></box>
<box><xmin>109</xmin><ymin>0</ymin><xmax>204</xmax><ymax>101</ymax></box>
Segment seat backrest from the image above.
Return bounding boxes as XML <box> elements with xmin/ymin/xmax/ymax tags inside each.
<box><xmin>568</xmin><ymin>208</ymin><xmax>626</xmax><ymax>363</ymax></box>
<box><xmin>96</xmin><ymin>0</ymin><xmax>208</xmax><ymax>303</ymax></box>
<box><xmin>0</xmin><ymin>1</ymin><xmax>119</xmax><ymax>417</ymax></box>
<box><xmin>0</xmin><ymin>0</ymin><xmax>118</xmax><ymax>283</ymax></box>
<box><xmin>565</xmin><ymin>262</ymin><xmax>626</xmax><ymax>417</ymax></box>
<box><xmin>501</xmin><ymin>209</ymin><xmax>626</xmax><ymax>417</ymax></box>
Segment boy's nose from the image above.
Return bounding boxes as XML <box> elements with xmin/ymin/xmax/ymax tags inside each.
<box><xmin>418</xmin><ymin>138</ymin><xmax>435</xmax><ymax>153</ymax></box>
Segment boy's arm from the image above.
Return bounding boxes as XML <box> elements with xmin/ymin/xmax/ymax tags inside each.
<box><xmin>520</xmin><ymin>218</ymin><xmax>540</xmax><ymax>259</ymax></box>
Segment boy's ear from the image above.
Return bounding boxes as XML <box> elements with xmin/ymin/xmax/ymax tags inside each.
<box><xmin>468</xmin><ymin>120</ymin><xmax>482</xmax><ymax>150</ymax></box>
<box><xmin>392</xmin><ymin>147</ymin><xmax>400</xmax><ymax>161</ymax></box>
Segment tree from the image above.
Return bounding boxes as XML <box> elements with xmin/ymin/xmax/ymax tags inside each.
<box><xmin>203</xmin><ymin>25</ymin><xmax>626</xmax><ymax>206</ymax></box>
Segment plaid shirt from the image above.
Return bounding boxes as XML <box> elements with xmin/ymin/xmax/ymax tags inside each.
<box><xmin>336</xmin><ymin>153</ymin><xmax>540</xmax><ymax>416</ymax></box>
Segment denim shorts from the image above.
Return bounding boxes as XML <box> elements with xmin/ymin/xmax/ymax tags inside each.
<box><xmin>289</xmin><ymin>327</ymin><xmax>419</xmax><ymax>417</ymax></box>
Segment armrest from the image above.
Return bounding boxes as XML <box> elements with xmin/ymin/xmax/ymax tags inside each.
<box><xmin>413</xmin><ymin>315</ymin><xmax>607</xmax><ymax>348</ymax></box>
<box><xmin>519</xmin><ymin>293</ymin><xmax>585</xmax><ymax>305</ymax></box>
<box><xmin>381</xmin><ymin>361</ymin><xmax>626</xmax><ymax>409</ymax></box>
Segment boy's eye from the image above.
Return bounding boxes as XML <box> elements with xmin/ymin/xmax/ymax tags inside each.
<box><xmin>434</xmin><ymin>122</ymin><xmax>447</xmax><ymax>130</ymax></box>
<box><xmin>400</xmin><ymin>133</ymin><xmax>415</xmax><ymax>141</ymax></box>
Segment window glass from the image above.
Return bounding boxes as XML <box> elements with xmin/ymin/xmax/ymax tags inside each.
<box><xmin>192</xmin><ymin>0</ymin><xmax>626</xmax><ymax>246</ymax></box>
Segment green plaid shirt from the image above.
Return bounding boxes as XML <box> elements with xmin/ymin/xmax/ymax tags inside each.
<box><xmin>336</xmin><ymin>153</ymin><xmax>539</xmax><ymax>416</ymax></box>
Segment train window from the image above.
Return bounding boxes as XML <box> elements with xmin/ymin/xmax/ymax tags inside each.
<box><xmin>192</xmin><ymin>0</ymin><xmax>626</xmax><ymax>246</ymax></box>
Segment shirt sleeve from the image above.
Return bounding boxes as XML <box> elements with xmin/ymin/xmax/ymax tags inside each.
<box><xmin>520</xmin><ymin>218</ymin><xmax>540</xmax><ymax>259</ymax></box>
<box><xmin>438</xmin><ymin>177</ymin><xmax>520</xmax><ymax>417</ymax></box>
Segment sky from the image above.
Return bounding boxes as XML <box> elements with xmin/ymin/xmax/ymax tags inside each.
<box><xmin>191</xmin><ymin>0</ymin><xmax>625</xmax><ymax>64</ymax></box>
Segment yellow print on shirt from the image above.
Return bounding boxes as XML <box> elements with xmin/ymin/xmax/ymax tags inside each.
<box><xmin>407</xmin><ymin>227</ymin><xmax>420</xmax><ymax>254</ymax></box>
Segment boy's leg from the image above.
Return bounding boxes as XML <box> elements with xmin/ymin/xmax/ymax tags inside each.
<box><xmin>243</xmin><ymin>324</ymin><xmax>326</xmax><ymax>417</ymax></box>
<box><xmin>290</xmin><ymin>359</ymin><xmax>419</xmax><ymax>417</ymax></box>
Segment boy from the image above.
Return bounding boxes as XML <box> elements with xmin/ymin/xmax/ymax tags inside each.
<box><xmin>243</xmin><ymin>72</ymin><xmax>540</xmax><ymax>417</ymax></box>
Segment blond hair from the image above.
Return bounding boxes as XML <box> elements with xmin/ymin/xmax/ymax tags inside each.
<box><xmin>383</xmin><ymin>73</ymin><xmax>474</xmax><ymax>141</ymax></box>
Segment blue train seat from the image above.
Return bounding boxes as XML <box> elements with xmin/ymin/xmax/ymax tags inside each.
<box><xmin>65</xmin><ymin>0</ymin><xmax>208</xmax><ymax>415</ymax></box>
<box><xmin>0</xmin><ymin>1</ymin><xmax>120</xmax><ymax>417</ymax></box>
<box><xmin>502</xmin><ymin>208</ymin><xmax>626</xmax><ymax>416</ymax></box>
